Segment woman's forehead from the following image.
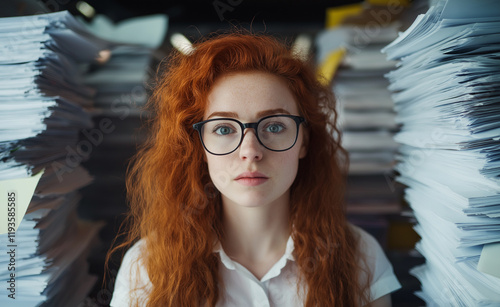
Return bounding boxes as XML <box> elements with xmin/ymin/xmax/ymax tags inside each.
<box><xmin>204</xmin><ymin>71</ymin><xmax>299</xmax><ymax>119</ymax></box>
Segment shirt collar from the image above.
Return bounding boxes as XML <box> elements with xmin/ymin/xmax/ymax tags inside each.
<box><xmin>213</xmin><ymin>236</ymin><xmax>296</xmax><ymax>279</ymax></box>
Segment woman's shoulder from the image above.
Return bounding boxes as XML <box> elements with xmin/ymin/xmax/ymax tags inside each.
<box><xmin>118</xmin><ymin>238</ymin><xmax>149</xmax><ymax>281</ymax></box>
<box><xmin>349</xmin><ymin>223</ymin><xmax>383</xmax><ymax>256</ymax></box>
<box><xmin>123</xmin><ymin>238</ymin><xmax>148</xmax><ymax>262</ymax></box>
<box><xmin>110</xmin><ymin>238</ymin><xmax>151</xmax><ymax>306</ymax></box>
<box><xmin>348</xmin><ymin>223</ymin><xmax>402</xmax><ymax>301</ymax></box>
<box><xmin>348</xmin><ymin>222</ymin><xmax>392</xmax><ymax>271</ymax></box>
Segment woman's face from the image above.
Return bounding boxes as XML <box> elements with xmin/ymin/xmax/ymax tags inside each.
<box><xmin>203</xmin><ymin>71</ymin><xmax>307</xmax><ymax>209</ymax></box>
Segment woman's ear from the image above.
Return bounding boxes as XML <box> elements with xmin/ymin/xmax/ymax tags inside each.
<box><xmin>299</xmin><ymin>127</ymin><xmax>309</xmax><ymax>159</ymax></box>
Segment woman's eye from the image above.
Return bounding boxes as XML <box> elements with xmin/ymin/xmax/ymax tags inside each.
<box><xmin>214</xmin><ymin>126</ymin><xmax>234</xmax><ymax>135</ymax></box>
<box><xmin>266</xmin><ymin>124</ymin><xmax>284</xmax><ymax>133</ymax></box>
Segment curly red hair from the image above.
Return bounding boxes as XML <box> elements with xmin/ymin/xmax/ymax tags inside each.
<box><xmin>106</xmin><ymin>32</ymin><xmax>370</xmax><ymax>306</ymax></box>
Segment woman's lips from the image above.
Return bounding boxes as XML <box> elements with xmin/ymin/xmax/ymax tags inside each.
<box><xmin>235</xmin><ymin>172</ymin><xmax>269</xmax><ymax>186</ymax></box>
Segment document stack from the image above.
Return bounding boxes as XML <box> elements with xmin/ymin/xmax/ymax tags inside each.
<box><xmin>78</xmin><ymin>13</ymin><xmax>165</xmax><ymax>221</ymax></box>
<box><xmin>316</xmin><ymin>5</ymin><xmax>406</xmax><ymax>242</ymax></box>
<box><xmin>74</xmin><ymin>16</ymin><xmax>166</xmax><ymax>303</ymax></box>
<box><xmin>383</xmin><ymin>0</ymin><xmax>500</xmax><ymax>305</ymax></box>
<box><xmin>79</xmin><ymin>45</ymin><xmax>157</xmax><ymax>302</ymax></box>
<box><xmin>81</xmin><ymin>44</ymin><xmax>153</xmax><ymax>218</ymax></box>
<box><xmin>0</xmin><ymin>11</ymin><xmax>105</xmax><ymax>306</ymax></box>
<box><xmin>317</xmin><ymin>4</ymin><xmax>408</xmax><ymax>177</ymax></box>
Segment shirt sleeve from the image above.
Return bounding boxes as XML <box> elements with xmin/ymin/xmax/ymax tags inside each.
<box><xmin>351</xmin><ymin>224</ymin><xmax>402</xmax><ymax>302</ymax></box>
<box><xmin>110</xmin><ymin>239</ymin><xmax>151</xmax><ymax>307</ymax></box>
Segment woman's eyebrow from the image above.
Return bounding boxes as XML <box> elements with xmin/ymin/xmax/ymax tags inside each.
<box><xmin>207</xmin><ymin>111</ymin><xmax>239</xmax><ymax>119</ymax></box>
<box><xmin>256</xmin><ymin>108</ymin><xmax>291</xmax><ymax>117</ymax></box>
<box><xmin>206</xmin><ymin>108</ymin><xmax>291</xmax><ymax>120</ymax></box>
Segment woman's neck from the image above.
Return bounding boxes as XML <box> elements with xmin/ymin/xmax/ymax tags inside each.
<box><xmin>220</xmin><ymin>195</ymin><xmax>291</xmax><ymax>279</ymax></box>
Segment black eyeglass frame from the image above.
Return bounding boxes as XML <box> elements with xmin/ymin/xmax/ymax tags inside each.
<box><xmin>192</xmin><ymin>114</ymin><xmax>306</xmax><ymax>156</ymax></box>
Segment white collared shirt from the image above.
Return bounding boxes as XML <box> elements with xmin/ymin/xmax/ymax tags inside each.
<box><xmin>110</xmin><ymin>224</ymin><xmax>401</xmax><ymax>306</ymax></box>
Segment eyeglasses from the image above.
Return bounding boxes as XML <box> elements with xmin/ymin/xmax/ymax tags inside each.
<box><xmin>193</xmin><ymin>114</ymin><xmax>306</xmax><ymax>155</ymax></box>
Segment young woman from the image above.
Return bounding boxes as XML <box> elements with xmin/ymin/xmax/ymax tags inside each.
<box><xmin>108</xmin><ymin>32</ymin><xmax>401</xmax><ymax>307</ymax></box>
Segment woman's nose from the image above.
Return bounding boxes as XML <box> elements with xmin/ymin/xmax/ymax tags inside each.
<box><xmin>238</xmin><ymin>129</ymin><xmax>263</xmax><ymax>161</ymax></box>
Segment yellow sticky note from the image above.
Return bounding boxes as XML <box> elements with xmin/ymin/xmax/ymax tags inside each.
<box><xmin>318</xmin><ymin>47</ymin><xmax>346</xmax><ymax>85</ymax></box>
<box><xmin>0</xmin><ymin>169</ymin><xmax>44</xmax><ymax>235</ymax></box>
<box><xmin>478</xmin><ymin>242</ymin><xmax>500</xmax><ymax>279</ymax></box>
<box><xmin>326</xmin><ymin>4</ymin><xmax>363</xmax><ymax>29</ymax></box>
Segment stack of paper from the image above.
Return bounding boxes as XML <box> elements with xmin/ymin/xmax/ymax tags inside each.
<box><xmin>80</xmin><ymin>44</ymin><xmax>152</xmax><ymax>217</ymax></box>
<box><xmin>315</xmin><ymin>6</ymin><xmax>411</xmax><ymax>242</ymax></box>
<box><xmin>317</xmin><ymin>24</ymin><xmax>400</xmax><ymax>175</ymax></box>
<box><xmin>76</xmin><ymin>48</ymin><xmax>155</xmax><ymax>296</ymax></box>
<box><xmin>75</xmin><ymin>14</ymin><xmax>166</xmax><ymax>305</ymax></box>
<box><xmin>0</xmin><ymin>11</ymin><xmax>105</xmax><ymax>306</ymax></box>
<box><xmin>383</xmin><ymin>0</ymin><xmax>500</xmax><ymax>305</ymax></box>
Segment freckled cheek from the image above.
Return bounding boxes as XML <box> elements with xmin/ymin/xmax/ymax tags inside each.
<box><xmin>273</xmin><ymin>152</ymin><xmax>301</xmax><ymax>181</ymax></box>
<box><xmin>206</xmin><ymin>157</ymin><xmax>238</xmax><ymax>190</ymax></box>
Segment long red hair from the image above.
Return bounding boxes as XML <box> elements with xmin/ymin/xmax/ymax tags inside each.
<box><xmin>106</xmin><ymin>32</ymin><xmax>370</xmax><ymax>306</ymax></box>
